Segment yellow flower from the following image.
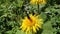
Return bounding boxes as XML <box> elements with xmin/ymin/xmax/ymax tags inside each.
<box><xmin>30</xmin><ymin>0</ymin><xmax>46</xmax><ymax>4</ymax></box>
<box><xmin>20</xmin><ymin>14</ymin><xmax>43</xmax><ymax>34</ymax></box>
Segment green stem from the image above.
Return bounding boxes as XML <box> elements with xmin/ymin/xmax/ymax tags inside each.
<box><xmin>37</xmin><ymin>0</ymin><xmax>40</xmax><ymax>14</ymax></box>
<box><xmin>38</xmin><ymin>4</ymin><xmax>39</xmax><ymax>12</ymax></box>
<box><xmin>38</xmin><ymin>4</ymin><xmax>39</xmax><ymax>14</ymax></box>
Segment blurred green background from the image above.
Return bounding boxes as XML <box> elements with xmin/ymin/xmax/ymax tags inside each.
<box><xmin>0</xmin><ymin>0</ymin><xmax>60</xmax><ymax>34</ymax></box>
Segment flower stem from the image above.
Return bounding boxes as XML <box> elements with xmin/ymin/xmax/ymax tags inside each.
<box><xmin>38</xmin><ymin>4</ymin><xmax>40</xmax><ymax>14</ymax></box>
<box><xmin>37</xmin><ymin>0</ymin><xmax>41</xmax><ymax>14</ymax></box>
<box><xmin>37</xmin><ymin>1</ymin><xmax>40</xmax><ymax>14</ymax></box>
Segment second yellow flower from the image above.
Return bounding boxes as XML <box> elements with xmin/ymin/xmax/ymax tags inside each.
<box><xmin>30</xmin><ymin>0</ymin><xmax>46</xmax><ymax>4</ymax></box>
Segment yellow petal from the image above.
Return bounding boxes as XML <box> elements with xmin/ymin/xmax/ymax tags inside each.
<box><xmin>35</xmin><ymin>25</ymin><xmax>39</xmax><ymax>30</ymax></box>
<box><xmin>32</xmin><ymin>26</ymin><xmax>36</xmax><ymax>32</ymax></box>
<box><xmin>22</xmin><ymin>26</ymin><xmax>27</xmax><ymax>31</ymax></box>
<box><xmin>26</xmin><ymin>27</ymin><xmax>30</xmax><ymax>32</ymax></box>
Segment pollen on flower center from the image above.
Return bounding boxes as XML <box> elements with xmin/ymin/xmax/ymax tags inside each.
<box><xmin>25</xmin><ymin>17</ymin><xmax>36</xmax><ymax>26</ymax></box>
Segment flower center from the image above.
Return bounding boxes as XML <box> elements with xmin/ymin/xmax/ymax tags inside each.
<box><xmin>26</xmin><ymin>17</ymin><xmax>35</xmax><ymax>26</ymax></box>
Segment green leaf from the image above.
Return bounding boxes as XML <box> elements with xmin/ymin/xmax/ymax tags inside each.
<box><xmin>42</xmin><ymin>21</ymin><xmax>56</xmax><ymax>34</ymax></box>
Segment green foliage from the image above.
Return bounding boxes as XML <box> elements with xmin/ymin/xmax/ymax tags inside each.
<box><xmin>0</xmin><ymin>0</ymin><xmax>60</xmax><ymax>34</ymax></box>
